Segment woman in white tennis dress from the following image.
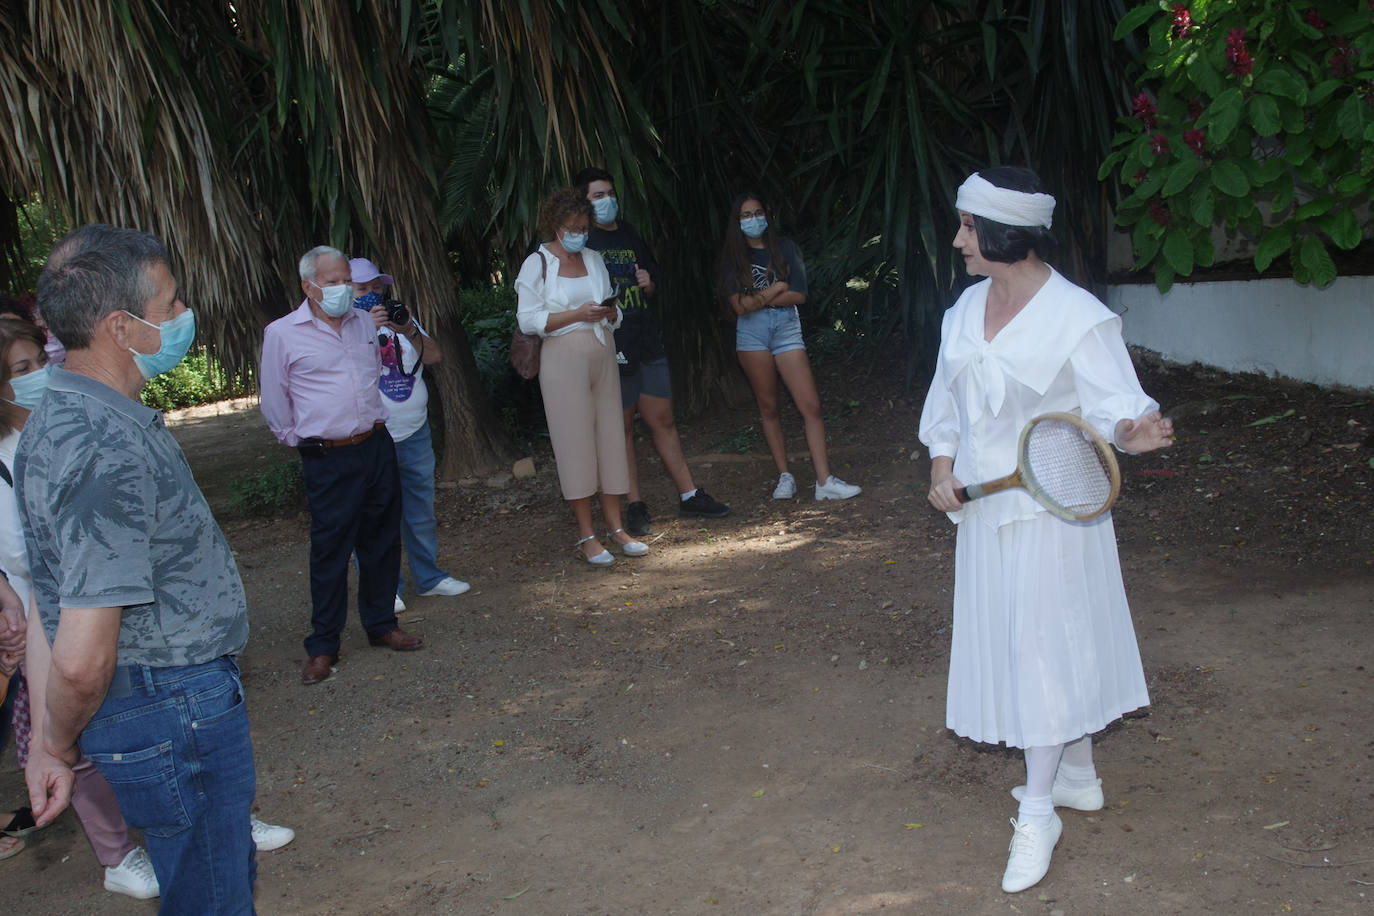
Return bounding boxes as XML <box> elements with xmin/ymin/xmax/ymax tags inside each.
<box><xmin>919</xmin><ymin>167</ymin><xmax>1174</xmax><ymax>894</ymax></box>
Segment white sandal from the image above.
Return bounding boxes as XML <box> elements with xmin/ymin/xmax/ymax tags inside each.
<box><xmin>609</xmin><ymin>528</ymin><xmax>649</xmax><ymax>557</ymax></box>
<box><xmin>576</xmin><ymin>534</ymin><xmax>613</xmax><ymax>566</ymax></box>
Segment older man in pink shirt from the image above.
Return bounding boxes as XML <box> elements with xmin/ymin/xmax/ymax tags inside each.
<box><xmin>260</xmin><ymin>245</ymin><xmax>423</xmax><ymax>685</ymax></box>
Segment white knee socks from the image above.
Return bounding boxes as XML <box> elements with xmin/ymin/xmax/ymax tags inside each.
<box><xmin>1056</xmin><ymin>734</ymin><xmax>1099</xmax><ymax>789</ymax></box>
<box><xmin>1019</xmin><ymin>744</ymin><xmax>1064</xmax><ymax>828</ymax></box>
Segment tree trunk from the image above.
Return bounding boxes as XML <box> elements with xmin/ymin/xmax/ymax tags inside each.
<box><xmin>426</xmin><ymin>307</ymin><xmax>515</xmax><ymax>480</ymax></box>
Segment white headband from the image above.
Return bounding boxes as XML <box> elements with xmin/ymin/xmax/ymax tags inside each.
<box><xmin>955</xmin><ymin>173</ymin><xmax>1056</xmax><ymax>229</ymax></box>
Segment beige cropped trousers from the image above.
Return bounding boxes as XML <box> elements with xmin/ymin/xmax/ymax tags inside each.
<box><xmin>538</xmin><ymin>328</ymin><xmax>629</xmax><ymax>499</ymax></box>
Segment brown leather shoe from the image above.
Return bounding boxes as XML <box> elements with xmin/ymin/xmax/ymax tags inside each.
<box><xmin>301</xmin><ymin>655</ymin><xmax>337</xmax><ymax>685</ymax></box>
<box><xmin>368</xmin><ymin>628</ymin><xmax>424</xmax><ymax>651</ymax></box>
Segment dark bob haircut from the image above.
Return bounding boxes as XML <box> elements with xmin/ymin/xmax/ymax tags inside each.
<box><xmin>970</xmin><ymin>166</ymin><xmax>1056</xmax><ymax>265</ymax></box>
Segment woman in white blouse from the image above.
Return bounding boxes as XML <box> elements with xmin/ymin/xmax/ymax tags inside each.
<box><xmin>516</xmin><ymin>189</ymin><xmax>648</xmax><ymax>565</ymax></box>
<box><xmin>919</xmin><ymin>167</ymin><xmax>1173</xmax><ymax>894</ymax></box>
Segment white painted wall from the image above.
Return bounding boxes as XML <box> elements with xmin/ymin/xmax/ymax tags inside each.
<box><xmin>1107</xmin><ymin>277</ymin><xmax>1374</xmax><ymax>391</ymax></box>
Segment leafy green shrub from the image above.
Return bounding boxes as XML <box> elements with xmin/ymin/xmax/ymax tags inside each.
<box><xmin>141</xmin><ymin>347</ymin><xmax>244</xmax><ymax>410</ymax></box>
<box><xmin>228</xmin><ymin>460</ymin><xmax>305</xmax><ymax>515</ymax></box>
<box><xmin>1105</xmin><ymin>1</ymin><xmax>1373</xmax><ymax>291</ymax></box>
<box><xmin>460</xmin><ymin>285</ymin><xmax>535</xmax><ymax>429</ymax></box>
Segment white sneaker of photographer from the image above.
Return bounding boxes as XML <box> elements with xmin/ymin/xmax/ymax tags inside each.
<box><xmin>394</xmin><ymin>595</ymin><xmax>406</xmax><ymax>613</ymax></box>
<box><xmin>251</xmin><ymin>816</ymin><xmax>296</xmax><ymax>852</ymax></box>
<box><xmin>105</xmin><ymin>847</ymin><xmax>159</xmax><ymax>899</ymax></box>
<box><xmin>418</xmin><ymin>577</ymin><xmax>471</xmax><ymax>597</ymax></box>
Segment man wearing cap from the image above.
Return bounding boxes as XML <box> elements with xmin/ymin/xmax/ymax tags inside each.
<box><xmin>260</xmin><ymin>245</ymin><xmax>423</xmax><ymax>686</ymax></box>
<box><xmin>350</xmin><ymin>257</ymin><xmax>469</xmax><ymax>611</ymax></box>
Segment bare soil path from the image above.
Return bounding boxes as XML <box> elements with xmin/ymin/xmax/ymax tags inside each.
<box><xmin>3</xmin><ymin>346</ymin><xmax>1372</xmax><ymax>914</ymax></box>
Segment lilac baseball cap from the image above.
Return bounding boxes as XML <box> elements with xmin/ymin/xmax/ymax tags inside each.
<box><xmin>349</xmin><ymin>257</ymin><xmax>394</xmax><ymax>285</ymax></box>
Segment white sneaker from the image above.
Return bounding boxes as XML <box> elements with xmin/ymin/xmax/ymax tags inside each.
<box><xmin>772</xmin><ymin>472</ymin><xmax>797</xmax><ymax>499</ymax></box>
<box><xmin>1010</xmin><ymin>779</ymin><xmax>1104</xmax><ymax>811</ymax></box>
<box><xmin>814</xmin><ymin>475</ymin><xmax>861</xmax><ymax>500</ymax></box>
<box><xmin>394</xmin><ymin>595</ymin><xmax>407</xmax><ymax>613</ymax></box>
<box><xmin>105</xmin><ymin>847</ymin><xmax>159</xmax><ymax>899</ymax></box>
<box><xmin>1001</xmin><ymin>813</ymin><xmax>1062</xmax><ymax>893</ymax></box>
<box><xmin>251</xmin><ymin>815</ymin><xmax>296</xmax><ymax>852</ymax></box>
<box><xmin>418</xmin><ymin>577</ymin><xmax>471</xmax><ymax>597</ymax></box>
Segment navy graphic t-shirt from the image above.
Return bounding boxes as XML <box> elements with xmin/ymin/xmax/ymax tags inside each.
<box><xmin>588</xmin><ymin>220</ymin><xmax>667</xmax><ymax>364</ymax></box>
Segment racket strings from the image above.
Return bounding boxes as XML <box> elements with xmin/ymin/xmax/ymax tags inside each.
<box><xmin>1023</xmin><ymin>420</ymin><xmax>1114</xmax><ymax>515</ymax></box>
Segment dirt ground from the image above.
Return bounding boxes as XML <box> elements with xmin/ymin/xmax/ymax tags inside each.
<box><xmin>3</xmin><ymin>343</ymin><xmax>1373</xmax><ymax>915</ymax></box>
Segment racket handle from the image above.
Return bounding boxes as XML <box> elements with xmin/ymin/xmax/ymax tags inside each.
<box><xmin>958</xmin><ymin>483</ymin><xmax>986</xmax><ymax>503</ymax></box>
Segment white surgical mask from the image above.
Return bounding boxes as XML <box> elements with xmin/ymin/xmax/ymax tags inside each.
<box><xmin>311</xmin><ymin>280</ymin><xmax>353</xmax><ymax>317</ymax></box>
<box><xmin>561</xmin><ymin>231</ymin><xmax>589</xmax><ymax>254</ymax></box>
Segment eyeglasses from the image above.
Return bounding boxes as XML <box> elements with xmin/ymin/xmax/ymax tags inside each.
<box><xmin>739</xmin><ymin>208</ymin><xmax>766</xmax><ymax>220</ymax></box>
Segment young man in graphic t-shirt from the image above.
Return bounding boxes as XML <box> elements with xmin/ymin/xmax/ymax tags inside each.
<box><xmin>575</xmin><ymin>167</ymin><xmax>731</xmax><ymax>536</ymax></box>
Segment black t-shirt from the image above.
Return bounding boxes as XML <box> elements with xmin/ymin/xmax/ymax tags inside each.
<box><xmin>721</xmin><ymin>239</ymin><xmax>810</xmax><ymax>299</ymax></box>
<box><xmin>588</xmin><ymin>220</ymin><xmax>667</xmax><ymax>364</ymax></box>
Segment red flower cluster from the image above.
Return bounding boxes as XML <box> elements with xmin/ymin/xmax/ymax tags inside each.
<box><xmin>1150</xmin><ymin>132</ymin><xmax>1170</xmax><ymax>156</ymax></box>
<box><xmin>1304</xmin><ymin>9</ymin><xmax>1329</xmax><ymax>31</ymax></box>
<box><xmin>1329</xmin><ymin>38</ymin><xmax>1356</xmax><ymax>77</ymax></box>
<box><xmin>1171</xmin><ymin>3</ymin><xmax>1195</xmax><ymax>37</ymax></box>
<box><xmin>1188</xmin><ymin>97</ymin><xmax>1205</xmax><ymax>120</ymax></box>
<box><xmin>1149</xmin><ymin>198</ymin><xmax>1172</xmax><ymax>226</ymax></box>
<box><xmin>1132</xmin><ymin>92</ymin><xmax>1159</xmax><ymax>129</ymax></box>
<box><xmin>1226</xmin><ymin>28</ymin><xmax>1253</xmax><ymax>77</ymax></box>
<box><xmin>1183</xmin><ymin>129</ymin><xmax>1207</xmax><ymax>157</ymax></box>
<box><xmin>1132</xmin><ymin>169</ymin><xmax>1148</xmax><ymax>186</ymax></box>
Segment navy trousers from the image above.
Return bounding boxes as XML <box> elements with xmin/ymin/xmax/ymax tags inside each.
<box><xmin>300</xmin><ymin>427</ymin><xmax>402</xmax><ymax>657</ymax></box>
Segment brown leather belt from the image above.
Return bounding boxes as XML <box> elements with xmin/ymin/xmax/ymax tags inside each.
<box><xmin>323</xmin><ymin>421</ymin><xmax>384</xmax><ymax>448</ymax></box>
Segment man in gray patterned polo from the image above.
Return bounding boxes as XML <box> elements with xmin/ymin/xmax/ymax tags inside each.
<box><xmin>17</xmin><ymin>225</ymin><xmax>258</xmax><ymax>912</ymax></box>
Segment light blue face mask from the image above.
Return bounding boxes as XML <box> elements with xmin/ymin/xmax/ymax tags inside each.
<box><xmin>125</xmin><ymin>308</ymin><xmax>197</xmax><ymax>380</ymax></box>
<box><xmin>7</xmin><ymin>364</ymin><xmax>52</xmax><ymax>410</ymax></box>
<box><xmin>561</xmin><ymin>231</ymin><xmax>589</xmax><ymax>254</ymax></box>
<box><xmin>311</xmin><ymin>281</ymin><xmax>353</xmax><ymax>317</ymax></box>
<box><xmin>740</xmin><ymin>216</ymin><xmax>768</xmax><ymax>238</ymax></box>
<box><xmin>592</xmin><ymin>196</ymin><xmax>619</xmax><ymax>224</ymax></box>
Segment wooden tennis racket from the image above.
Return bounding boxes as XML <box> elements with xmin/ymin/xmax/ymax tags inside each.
<box><xmin>957</xmin><ymin>412</ymin><xmax>1121</xmax><ymax>521</ymax></box>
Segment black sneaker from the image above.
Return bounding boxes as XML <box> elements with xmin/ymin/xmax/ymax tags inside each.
<box><xmin>679</xmin><ymin>489</ymin><xmax>732</xmax><ymax>519</ymax></box>
<box><xmin>626</xmin><ymin>500</ymin><xmax>652</xmax><ymax>536</ymax></box>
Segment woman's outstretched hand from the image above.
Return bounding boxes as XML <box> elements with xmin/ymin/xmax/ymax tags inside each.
<box><xmin>1115</xmin><ymin>410</ymin><xmax>1175</xmax><ymax>454</ymax></box>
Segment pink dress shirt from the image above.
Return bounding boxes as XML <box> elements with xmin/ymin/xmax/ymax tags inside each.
<box><xmin>260</xmin><ymin>301</ymin><xmax>388</xmax><ymax>446</ymax></box>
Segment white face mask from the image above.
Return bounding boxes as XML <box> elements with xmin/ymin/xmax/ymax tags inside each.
<box><xmin>311</xmin><ymin>280</ymin><xmax>353</xmax><ymax>317</ymax></box>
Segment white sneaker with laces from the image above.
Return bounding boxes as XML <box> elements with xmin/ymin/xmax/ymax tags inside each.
<box><xmin>105</xmin><ymin>846</ymin><xmax>159</xmax><ymax>899</ymax></box>
<box><xmin>814</xmin><ymin>475</ymin><xmax>861</xmax><ymax>500</ymax></box>
<box><xmin>1010</xmin><ymin>778</ymin><xmax>1104</xmax><ymax>811</ymax></box>
<box><xmin>394</xmin><ymin>595</ymin><xmax>406</xmax><ymax>613</ymax></box>
<box><xmin>772</xmin><ymin>472</ymin><xmax>797</xmax><ymax>499</ymax></box>
<box><xmin>418</xmin><ymin>577</ymin><xmax>471</xmax><ymax>597</ymax></box>
<box><xmin>251</xmin><ymin>816</ymin><xmax>296</xmax><ymax>852</ymax></box>
<box><xmin>1001</xmin><ymin>813</ymin><xmax>1062</xmax><ymax>893</ymax></box>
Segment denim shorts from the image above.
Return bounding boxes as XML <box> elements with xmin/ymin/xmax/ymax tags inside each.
<box><xmin>735</xmin><ymin>306</ymin><xmax>805</xmax><ymax>355</ymax></box>
<box><xmin>620</xmin><ymin>356</ymin><xmax>673</xmax><ymax>408</ymax></box>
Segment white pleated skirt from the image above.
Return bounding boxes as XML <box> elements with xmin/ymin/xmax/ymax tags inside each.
<box><xmin>946</xmin><ymin>511</ymin><xmax>1149</xmax><ymax>749</ymax></box>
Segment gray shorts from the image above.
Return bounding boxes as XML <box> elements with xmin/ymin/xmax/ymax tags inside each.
<box><xmin>620</xmin><ymin>356</ymin><xmax>673</xmax><ymax>408</ymax></box>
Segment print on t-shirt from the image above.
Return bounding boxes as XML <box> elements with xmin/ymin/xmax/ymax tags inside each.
<box><xmin>598</xmin><ymin>247</ymin><xmax>646</xmax><ymax>312</ymax></box>
<box><xmin>377</xmin><ymin>333</ymin><xmax>417</xmax><ymax>402</ymax></box>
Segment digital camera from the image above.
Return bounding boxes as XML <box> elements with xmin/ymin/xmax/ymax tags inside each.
<box><xmin>383</xmin><ymin>298</ymin><xmax>410</xmax><ymax>325</ymax></box>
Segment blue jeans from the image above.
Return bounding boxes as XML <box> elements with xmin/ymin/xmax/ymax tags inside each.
<box><xmin>81</xmin><ymin>657</ymin><xmax>257</xmax><ymax>915</ymax></box>
<box><xmin>393</xmin><ymin>423</ymin><xmax>449</xmax><ymax>595</ymax></box>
